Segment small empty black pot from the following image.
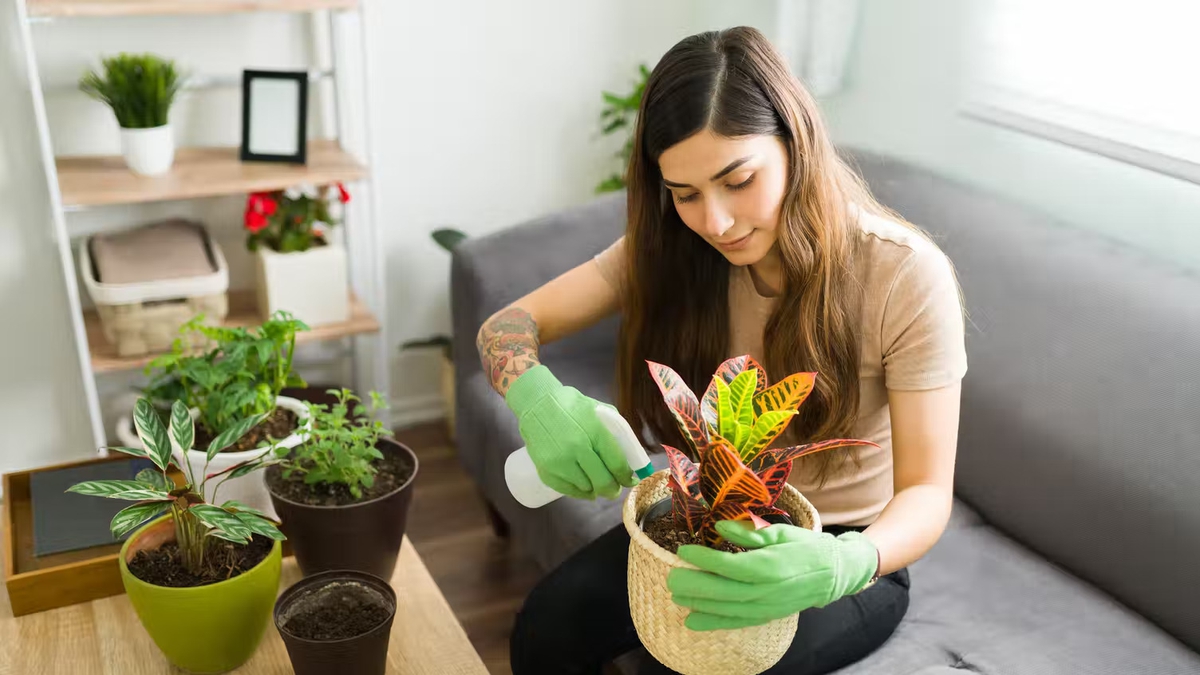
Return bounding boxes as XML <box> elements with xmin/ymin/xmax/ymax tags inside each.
<box><xmin>274</xmin><ymin>570</ymin><xmax>397</xmax><ymax>675</ymax></box>
<box><xmin>267</xmin><ymin>438</ymin><xmax>418</xmax><ymax>579</ymax></box>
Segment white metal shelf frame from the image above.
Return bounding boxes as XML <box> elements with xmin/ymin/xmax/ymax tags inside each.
<box><xmin>12</xmin><ymin>0</ymin><xmax>390</xmax><ymax>454</ymax></box>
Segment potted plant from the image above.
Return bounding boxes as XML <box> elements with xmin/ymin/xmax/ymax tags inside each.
<box><xmin>595</xmin><ymin>63</ymin><xmax>649</xmax><ymax>193</ymax></box>
<box><xmin>265</xmin><ymin>388</ymin><xmax>419</xmax><ymax>579</ymax></box>
<box><xmin>401</xmin><ymin>227</ymin><xmax>467</xmax><ymax>438</ymax></box>
<box><xmin>247</xmin><ymin>182</ymin><xmax>353</xmax><ymax>326</ymax></box>
<box><xmin>67</xmin><ymin>398</ymin><xmax>285</xmax><ymax>674</ymax></box>
<box><xmin>274</xmin><ymin>569</ymin><xmax>397</xmax><ymax>675</ymax></box>
<box><xmin>624</xmin><ymin>355</ymin><xmax>878</xmax><ymax>675</ymax></box>
<box><xmin>117</xmin><ymin>312</ymin><xmax>313</xmax><ymax>517</ymax></box>
<box><xmin>79</xmin><ymin>52</ymin><xmax>183</xmax><ymax>177</ymax></box>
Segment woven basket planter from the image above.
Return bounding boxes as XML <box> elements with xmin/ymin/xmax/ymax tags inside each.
<box><xmin>80</xmin><ymin>220</ymin><xmax>229</xmax><ymax>357</ymax></box>
<box><xmin>622</xmin><ymin>471</ymin><xmax>822</xmax><ymax>675</ymax></box>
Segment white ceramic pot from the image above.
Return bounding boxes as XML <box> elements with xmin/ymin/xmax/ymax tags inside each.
<box><xmin>255</xmin><ymin>245</ymin><xmax>349</xmax><ymax>327</ymax></box>
<box><xmin>120</xmin><ymin>124</ymin><xmax>175</xmax><ymax>177</ymax></box>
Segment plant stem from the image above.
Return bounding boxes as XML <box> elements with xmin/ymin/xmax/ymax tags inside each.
<box><xmin>172</xmin><ymin>505</ymin><xmax>206</xmax><ymax>575</ymax></box>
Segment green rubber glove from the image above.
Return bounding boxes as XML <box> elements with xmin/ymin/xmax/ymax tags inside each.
<box><xmin>667</xmin><ymin>520</ymin><xmax>879</xmax><ymax>631</ymax></box>
<box><xmin>504</xmin><ymin>365</ymin><xmax>637</xmax><ymax>501</ymax></box>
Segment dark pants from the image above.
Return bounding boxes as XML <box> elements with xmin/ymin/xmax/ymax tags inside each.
<box><xmin>511</xmin><ymin>523</ymin><xmax>910</xmax><ymax>675</ymax></box>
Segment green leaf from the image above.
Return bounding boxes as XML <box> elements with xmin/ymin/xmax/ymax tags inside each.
<box><xmin>134</xmin><ymin>398</ymin><xmax>172</xmax><ymax>471</ymax></box>
<box><xmin>715</xmin><ymin>378</ymin><xmax>736</xmax><ymax>440</ymax></box>
<box><xmin>136</xmin><ymin>469</ymin><xmax>173</xmax><ymax>491</ymax></box>
<box><xmin>229</xmin><ymin>459</ymin><xmax>269</xmax><ymax>479</ymax></box>
<box><xmin>220</xmin><ymin>500</ymin><xmax>266</xmax><ymax>517</ymax></box>
<box><xmin>169</xmin><ymin>400</ymin><xmax>194</xmax><ymax>454</ymax></box>
<box><xmin>739</xmin><ymin>410</ymin><xmax>797</xmax><ymax>463</ymax></box>
<box><xmin>68</xmin><ymin>480</ymin><xmax>155</xmax><ymax>498</ymax></box>
<box><xmin>431</xmin><ymin>228</ymin><xmax>467</xmax><ymax>252</ymax></box>
<box><xmin>207</xmin><ymin>528</ymin><xmax>250</xmax><ymax>544</ymax></box>
<box><xmin>206</xmin><ymin>413</ymin><xmax>266</xmax><ymax>461</ymax></box>
<box><xmin>728</xmin><ymin>369</ymin><xmax>757</xmax><ymax>431</ymax></box>
<box><xmin>234</xmin><ymin>512</ymin><xmax>285</xmax><ymax>541</ymax></box>
<box><xmin>105</xmin><ymin>445</ymin><xmax>149</xmax><ymax>460</ymax></box>
<box><xmin>110</xmin><ymin>502</ymin><xmax>169</xmax><ymax>539</ymax></box>
<box><xmin>190</xmin><ymin>505</ymin><xmax>253</xmax><ymax>542</ymax></box>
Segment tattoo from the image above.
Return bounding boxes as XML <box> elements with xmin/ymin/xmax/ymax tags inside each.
<box><xmin>477</xmin><ymin>307</ymin><xmax>541</xmax><ymax>396</ymax></box>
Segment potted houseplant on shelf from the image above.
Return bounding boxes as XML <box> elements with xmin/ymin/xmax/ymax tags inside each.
<box><xmin>401</xmin><ymin>227</ymin><xmax>467</xmax><ymax>439</ymax></box>
<box><xmin>79</xmin><ymin>52</ymin><xmax>183</xmax><ymax>177</ymax></box>
<box><xmin>67</xmin><ymin>398</ymin><xmax>285</xmax><ymax>674</ymax></box>
<box><xmin>595</xmin><ymin>62</ymin><xmax>649</xmax><ymax>193</ymax></box>
<box><xmin>274</xmin><ymin>569</ymin><xmax>397</xmax><ymax>675</ymax></box>
<box><xmin>625</xmin><ymin>355</ymin><xmax>877</xmax><ymax>675</ymax></box>
<box><xmin>265</xmin><ymin>388</ymin><xmax>419</xmax><ymax>580</ymax></box>
<box><xmin>117</xmin><ymin>312</ymin><xmax>313</xmax><ymax>518</ymax></box>
<box><xmin>247</xmin><ymin>182</ymin><xmax>353</xmax><ymax>327</ymax></box>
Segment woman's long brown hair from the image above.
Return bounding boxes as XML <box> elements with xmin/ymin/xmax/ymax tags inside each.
<box><xmin>616</xmin><ymin>26</ymin><xmax>926</xmax><ymax>484</ymax></box>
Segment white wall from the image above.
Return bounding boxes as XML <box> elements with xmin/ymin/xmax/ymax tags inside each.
<box><xmin>0</xmin><ymin>0</ymin><xmax>96</xmax><ymax>472</ymax></box>
<box><xmin>0</xmin><ymin>1</ymin><xmax>777</xmax><ymax>476</ymax></box>
<box><xmin>819</xmin><ymin>0</ymin><xmax>1200</xmax><ymax>272</ymax></box>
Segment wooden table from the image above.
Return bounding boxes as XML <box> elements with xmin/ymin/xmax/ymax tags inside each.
<box><xmin>0</xmin><ymin>537</ymin><xmax>489</xmax><ymax>674</ymax></box>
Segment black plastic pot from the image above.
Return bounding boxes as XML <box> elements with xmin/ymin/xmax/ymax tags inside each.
<box><xmin>638</xmin><ymin>497</ymin><xmax>793</xmax><ymax>530</ymax></box>
<box><xmin>267</xmin><ymin>439</ymin><xmax>418</xmax><ymax>579</ymax></box>
<box><xmin>274</xmin><ymin>570</ymin><xmax>396</xmax><ymax>675</ymax></box>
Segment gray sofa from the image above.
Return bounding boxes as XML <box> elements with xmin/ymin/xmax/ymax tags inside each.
<box><xmin>449</xmin><ymin>148</ymin><xmax>1200</xmax><ymax>674</ymax></box>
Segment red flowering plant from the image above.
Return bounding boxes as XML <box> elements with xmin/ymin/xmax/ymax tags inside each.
<box><xmin>647</xmin><ymin>355</ymin><xmax>879</xmax><ymax>548</ymax></box>
<box><xmin>244</xmin><ymin>182</ymin><xmax>351</xmax><ymax>253</ymax></box>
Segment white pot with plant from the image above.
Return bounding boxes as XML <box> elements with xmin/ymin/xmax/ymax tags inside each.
<box><xmin>247</xmin><ymin>183</ymin><xmax>352</xmax><ymax>327</ymax></box>
<box><xmin>79</xmin><ymin>53</ymin><xmax>183</xmax><ymax>177</ymax></box>
<box><xmin>117</xmin><ymin>313</ymin><xmax>312</xmax><ymax>518</ymax></box>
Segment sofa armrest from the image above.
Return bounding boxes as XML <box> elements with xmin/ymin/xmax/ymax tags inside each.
<box><xmin>449</xmin><ymin>192</ymin><xmax>626</xmax><ymax>378</ymax></box>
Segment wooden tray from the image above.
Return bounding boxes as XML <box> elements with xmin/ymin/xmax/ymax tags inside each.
<box><xmin>2</xmin><ymin>454</ymin><xmax>290</xmax><ymax>617</ymax></box>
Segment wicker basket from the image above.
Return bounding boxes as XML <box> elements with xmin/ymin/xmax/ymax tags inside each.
<box><xmin>80</xmin><ymin>220</ymin><xmax>229</xmax><ymax>357</ymax></box>
<box><xmin>623</xmin><ymin>471</ymin><xmax>822</xmax><ymax>675</ymax></box>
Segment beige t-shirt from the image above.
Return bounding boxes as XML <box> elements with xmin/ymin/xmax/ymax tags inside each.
<box><xmin>593</xmin><ymin>210</ymin><xmax>968</xmax><ymax>526</ymax></box>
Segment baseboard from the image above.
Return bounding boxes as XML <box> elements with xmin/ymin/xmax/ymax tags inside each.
<box><xmin>389</xmin><ymin>394</ymin><xmax>447</xmax><ymax>429</ymax></box>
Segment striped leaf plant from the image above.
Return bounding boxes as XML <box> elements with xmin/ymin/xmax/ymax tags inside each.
<box><xmin>66</xmin><ymin>397</ymin><xmax>285</xmax><ymax>574</ymax></box>
<box><xmin>647</xmin><ymin>355</ymin><xmax>879</xmax><ymax>548</ymax></box>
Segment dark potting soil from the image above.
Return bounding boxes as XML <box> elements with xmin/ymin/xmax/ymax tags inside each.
<box><xmin>644</xmin><ymin>512</ymin><xmax>745</xmax><ymax>555</ymax></box>
<box><xmin>266</xmin><ymin>447</ymin><xmax>415</xmax><ymax>507</ymax></box>
<box><xmin>193</xmin><ymin>408</ymin><xmax>300</xmax><ymax>453</ymax></box>
<box><xmin>126</xmin><ymin>535</ymin><xmax>273</xmax><ymax>587</ymax></box>
<box><xmin>282</xmin><ymin>582</ymin><xmax>392</xmax><ymax>641</ymax></box>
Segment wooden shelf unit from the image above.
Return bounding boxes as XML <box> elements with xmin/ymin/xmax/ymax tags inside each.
<box><xmin>57</xmin><ymin>140</ymin><xmax>366</xmax><ymax>208</ymax></box>
<box><xmin>85</xmin><ymin>290</ymin><xmax>380</xmax><ymax>373</ymax></box>
<box><xmin>26</xmin><ymin>0</ymin><xmax>358</xmax><ymax>18</ymax></box>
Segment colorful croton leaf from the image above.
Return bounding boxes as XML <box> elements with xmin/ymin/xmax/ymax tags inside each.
<box><xmin>647</xmin><ymin>356</ymin><xmax>879</xmax><ymax>547</ymax></box>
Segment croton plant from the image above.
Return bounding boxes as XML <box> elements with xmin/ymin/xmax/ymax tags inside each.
<box><xmin>648</xmin><ymin>355</ymin><xmax>877</xmax><ymax>548</ymax></box>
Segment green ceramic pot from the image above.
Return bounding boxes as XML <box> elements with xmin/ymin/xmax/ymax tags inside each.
<box><xmin>119</xmin><ymin>515</ymin><xmax>282</xmax><ymax>674</ymax></box>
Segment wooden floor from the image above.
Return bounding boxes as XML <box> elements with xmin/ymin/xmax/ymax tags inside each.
<box><xmin>395</xmin><ymin>422</ymin><xmax>541</xmax><ymax>675</ymax></box>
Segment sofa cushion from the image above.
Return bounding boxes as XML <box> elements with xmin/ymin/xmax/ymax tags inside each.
<box><xmin>846</xmin><ymin>149</ymin><xmax>1200</xmax><ymax>652</ymax></box>
<box><xmin>836</xmin><ymin>524</ymin><xmax>1200</xmax><ymax>675</ymax></box>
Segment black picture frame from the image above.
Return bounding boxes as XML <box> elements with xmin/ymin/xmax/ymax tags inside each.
<box><xmin>240</xmin><ymin>69</ymin><xmax>308</xmax><ymax>164</ymax></box>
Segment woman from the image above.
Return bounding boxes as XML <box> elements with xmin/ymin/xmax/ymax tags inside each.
<box><xmin>477</xmin><ymin>26</ymin><xmax>967</xmax><ymax>675</ymax></box>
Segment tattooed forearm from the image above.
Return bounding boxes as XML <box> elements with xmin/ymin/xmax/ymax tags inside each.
<box><xmin>476</xmin><ymin>306</ymin><xmax>542</xmax><ymax>396</ymax></box>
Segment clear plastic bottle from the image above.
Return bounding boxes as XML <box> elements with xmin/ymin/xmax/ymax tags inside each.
<box><xmin>505</xmin><ymin>405</ymin><xmax>656</xmax><ymax>508</ymax></box>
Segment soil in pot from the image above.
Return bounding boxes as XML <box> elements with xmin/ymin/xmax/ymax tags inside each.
<box><xmin>266</xmin><ymin>448</ymin><xmax>415</xmax><ymax>507</ymax></box>
<box><xmin>193</xmin><ymin>408</ymin><xmax>299</xmax><ymax>453</ymax></box>
<box><xmin>127</xmin><ymin>535</ymin><xmax>274</xmax><ymax>587</ymax></box>
<box><xmin>279</xmin><ymin>581</ymin><xmax>392</xmax><ymax>641</ymax></box>
<box><xmin>641</xmin><ymin>499</ymin><xmax>794</xmax><ymax>555</ymax></box>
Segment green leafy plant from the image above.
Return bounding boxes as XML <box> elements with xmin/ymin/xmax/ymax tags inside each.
<box><xmin>273</xmin><ymin>388</ymin><xmax>394</xmax><ymax>499</ymax></box>
<box><xmin>647</xmin><ymin>355</ymin><xmax>879</xmax><ymax>548</ymax></box>
<box><xmin>595</xmin><ymin>63</ymin><xmax>650</xmax><ymax>194</ymax></box>
<box><xmin>144</xmin><ymin>312</ymin><xmax>309</xmax><ymax>438</ymax></box>
<box><xmin>400</xmin><ymin>227</ymin><xmax>468</xmax><ymax>360</ymax></box>
<box><xmin>79</xmin><ymin>53</ymin><xmax>183</xmax><ymax>129</ymax></box>
<box><xmin>67</xmin><ymin>398</ymin><xmax>284</xmax><ymax>574</ymax></box>
<box><xmin>243</xmin><ymin>183</ymin><xmax>351</xmax><ymax>253</ymax></box>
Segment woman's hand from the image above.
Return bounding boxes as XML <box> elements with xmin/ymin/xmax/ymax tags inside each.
<box><xmin>667</xmin><ymin>520</ymin><xmax>879</xmax><ymax>631</ymax></box>
<box><xmin>505</xmin><ymin>365</ymin><xmax>637</xmax><ymax>500</ymax></box>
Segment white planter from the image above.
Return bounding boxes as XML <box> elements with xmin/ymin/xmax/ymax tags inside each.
<box><xmin>118</xmin><ymin>396</ymin><xmax>311</xmax><ymax>519</ymax></box>
<box><xmin>255</xmin><ymin>245</ymin><xmax>350</xmax><ymax>326</ymax></box>
<box><xmin>120</xmin><ymin>125</ymin><xmax>175</xmax><ymax>177</ymax></box>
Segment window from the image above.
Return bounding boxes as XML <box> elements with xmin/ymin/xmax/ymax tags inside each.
<box><xmin>963</xmin><ymin>0</ymin><xmax>1200</xmax><ymax>184</ymax></box>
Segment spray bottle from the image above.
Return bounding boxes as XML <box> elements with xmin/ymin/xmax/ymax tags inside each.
<box><xmin>505</xmin><ymin>405</ymin><xmax>656</xmax><ymax>508</ymax></box>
